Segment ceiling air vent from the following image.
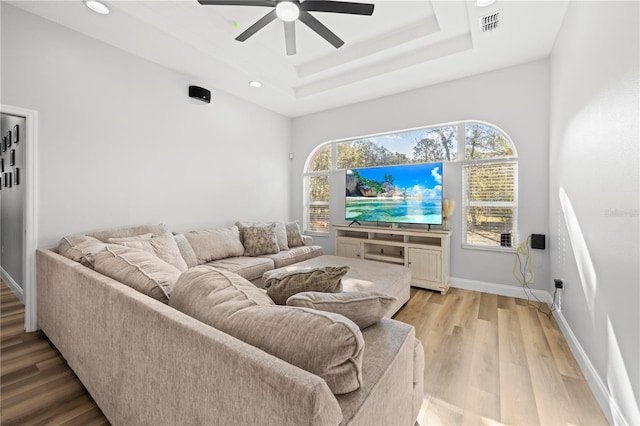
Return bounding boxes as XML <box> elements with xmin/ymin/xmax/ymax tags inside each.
<box><xmin>479</xmin><ymin>9</ymin><xmax>502</xmax><ymax>32</ymax></box>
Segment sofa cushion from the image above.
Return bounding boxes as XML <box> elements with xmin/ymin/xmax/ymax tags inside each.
<box><xmin>173</xmin><ymin>234</ymin><xmax>199</xmax><ymax>269</ymax></box>
<box><xmin>108</xmin><ymin>232</ymin><xmax>188</xmax><ymax>272</ymax></box>
<box><xmin>241</xmin><ymin>223</ymin><xmax>280</xmax><ymax>257</ymax></box>
<box><xmin>170</xmin><ymin>267</ymin><xmax>364</xmax><ymax>394</ymax></box>
<box><xmin>263</xmin><ymin>266</ymin><xmax>349</xmax><ymax>305</ymax></box>
<box><xmin>237</xmin><ymin>221</ymin><xmax>288</xmax><ymax>250</ymax></box>
<box><xmin>259</xmin><ymin>245</ymin><xmax>323</xmax><ymax>269</ymax></box>
<box><xmin>286</xmin><ymin>291</ymin><xmax>397</xmax><ymax>329</ymax></box>
<box><xmin>94</xmin><ymin>245</ymin><xmax>182</xmax><ymax>303</ymax></box>
<box><xmin>183</xmin><ymin>226</ymin><xmax>245</xmax><ymax>264</ymax></box>
<box><xmin>285</xmin><ymin>221</ymin><xmax>305</xmax><ymax>247</ymax></box>
<box><xmin>58</xmin><ymin>235</ymin><xmax>107</xmax><ymax>268</ymax></box>
<box><xmin>87</xmin><ymin>223</ymin><xmax>167</xmax><ymax>242</ymax></box>
<box><xmin>206</xmin><ymin>256</ymin><xmax>274</xmax><ymax>281</ymax></box>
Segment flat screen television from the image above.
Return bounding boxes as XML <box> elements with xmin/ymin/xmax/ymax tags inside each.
<box><xmin>345</xmin><ymin>162</ymin><xmax>443</xmax><ymax>226</ymax></box>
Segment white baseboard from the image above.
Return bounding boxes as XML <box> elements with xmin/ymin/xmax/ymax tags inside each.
<box><xmin>553</xmin><ymin>310</ymin><xmax>627</xmax><ymax>426</ymax></box>
<box><xmin>450</xmin><ymin>276</ymin><xmax>553</xmax><ymax>304</ymax></box>
<box><xmin>1</xmin><ymin>267</ymin><xmax>24</xmax><ymax>303</ymax></box>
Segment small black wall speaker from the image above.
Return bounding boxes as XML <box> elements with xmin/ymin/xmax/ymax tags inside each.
<box><xmin>531</xmin><ymin>234</ymin><xmax>546</xmax><ymax>250</ymax></box>
<box><xmin>500</xmin><ymin>233</ymin><xmax>512</xmax><ymax>247</ymax></box>
<box><xmin>189</xmin><ymin>86</ymin><xmax>211</xmax><ymax>103</ymax></box>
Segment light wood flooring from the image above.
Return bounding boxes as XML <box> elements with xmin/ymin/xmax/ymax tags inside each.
<box><xmin>394</xmin><ymin>287</ymin><xmax>608</xmax><ymax>425</ymax></box>
<box><xmin>1</xmin><ymin>280</ymin><xmax>607</xmax><ymax>425</ymax></box>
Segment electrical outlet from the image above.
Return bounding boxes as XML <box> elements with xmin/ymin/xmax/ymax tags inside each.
<box><xmin>554</xmin><ymin>279</ymin><xmax>564</xmax><ymax>289</ymax></box>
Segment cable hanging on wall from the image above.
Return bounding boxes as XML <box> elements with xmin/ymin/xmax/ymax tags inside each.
<box><xmin>512</xmin><ymin>236</ymin><xmax>558</xmax><ymax>318</ymax></box>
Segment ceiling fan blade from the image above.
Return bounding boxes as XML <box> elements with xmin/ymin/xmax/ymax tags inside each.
<box><xmin>235</xmin><ymin>9</ymin><xmax>278</xmax><ymax>42</ymax></box>
<box><xmin>198</xmin><ymin>0</ymin><xmax>276</xmax><ymax>6</ymax></box>
<box><xmin>301</xmin><ymin>1</ymin><xmax>374</xmax><ymax>15</ymax></box>
<box><xmin>298</xmin><ymin>10</ymin><xmax>344</xmax><ymax>48</ymax></box>
<box><xmin>284</xmin><ymin>21</ymin><xmax>296</xmax><ymax>56</ymax></box>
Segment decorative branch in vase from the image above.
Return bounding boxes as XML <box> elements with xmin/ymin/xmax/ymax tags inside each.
<box><xmin>442</xmin><ymin>199</ymin><xmax>455</xmax><ymax>231</ymax></box>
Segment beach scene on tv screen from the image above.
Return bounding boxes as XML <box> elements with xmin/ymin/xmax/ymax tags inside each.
<box><xmin>346</xmin><ymin>163</ymin><xmax>443</xmax><ymax>224</ymax></box>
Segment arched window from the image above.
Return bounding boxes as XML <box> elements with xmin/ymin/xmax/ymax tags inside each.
<box><xmin>303</xmin><ymin>121</ymin><xmax>518</xmax><ymax>249</ymax></box>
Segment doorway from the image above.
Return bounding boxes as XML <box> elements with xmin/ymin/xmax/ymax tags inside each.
<box><xmin>0</xmin><ymin>105</ymin><xmax>38</xmax><ymax>332</ymax></box>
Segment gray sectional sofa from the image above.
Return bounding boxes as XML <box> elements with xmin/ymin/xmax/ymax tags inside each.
<box><xmin>37</xmin><ymin>223</ymin><xmax>424</xmax><ymax>425</ymax></box>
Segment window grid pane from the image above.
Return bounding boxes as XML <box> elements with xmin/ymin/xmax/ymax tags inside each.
<box><xmin>463</xmin><ymin>161</ymin><xmax>518</xmax><ymax>247</ymax></box>
<box><xmin>305</xmin><ymin>175</ymin><xmax>330</xmax><ymax>233</ymax></box>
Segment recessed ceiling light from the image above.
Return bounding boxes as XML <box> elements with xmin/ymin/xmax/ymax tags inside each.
<box><xmin>276</xmin><ymin>1</ymin><xmax>299</xmax><ymax>22</ymax></box>
<box><xmin>249</xmin><ymin>81</ymin><xmax>263</xmax><ymax>88</ymax></box>
<box><xmin>475</xmin><ymin>0</ymin><xmax>497</xmax><ymax>7</ymax></box>
<box><xmin>84</xmin><ymin>0</ymin><xmax>110</xmax><ymax>15</ymax></box>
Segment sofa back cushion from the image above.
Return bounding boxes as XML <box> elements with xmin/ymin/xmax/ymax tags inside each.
<box><xmin>58</xmin><ymin>235</ymin><xmax>108</xmax><ymax>268</ymax></box>
<box><xmin>170</xmin><ymin>267</ymin><xmax>364</xmax><ymax>394</ymax></box>
<box><xmin>173</xmin><ymin>234</ymin><xmax>199</xmax><ymax>269</ymax></box>
<box><xmin>87</xmin><ymin>223</ymin><xmax>167</xmax><ymax>242</ymax></box>
<box><xmin>94</xmin><ymin>245</ymin><xmax>182</xmax><ymax>303</ymax></box>
<box><xmin>263</xmin><ymin>266</ymin><xmax>349</xmax><ymax>305</ymax></box>
<box><xmin>107</xmin><ymin>232</ymin><xmax>188</xmax><ymax>272</ymax></box>
<box><xmin>182</xmin><ymin>226</ymin><xmax>245</xmax><ymax>264</ymax></box>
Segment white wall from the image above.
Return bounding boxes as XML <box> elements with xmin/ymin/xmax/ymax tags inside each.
<box><xmin>549</xmin><ymin>1</ymin><xmax>639</xmax><ymax>424</ymax></box>
<box><xmin>1</xmin><ymin>4</ymin><xmax>292</xmax><ymax>248</ymax></box>
<box><xmin>292</xmin><ymin>60</ymin><xmax>550</xmax><ymax>291</ymax></box>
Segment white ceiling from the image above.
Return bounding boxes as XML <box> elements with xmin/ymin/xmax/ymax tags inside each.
<box><xmin>9</xmin><ymin>0</ymin><xmax>569</xmax><ymax>117</ymax></box>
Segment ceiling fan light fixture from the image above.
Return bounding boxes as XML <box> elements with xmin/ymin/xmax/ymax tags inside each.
<box><xmin>84</xmin><ymin>0</ymin><xmax>110</xmax><ymax>15</ymax></box>
<box><xmin>276</xmin><ymin>1</ymin><xmax>299</xmax><ymax>22</ymax></box>
<box><xmin>475</xmin><ymin>0</ymin><xmax>497</xmax><ymax>7</ymax></box>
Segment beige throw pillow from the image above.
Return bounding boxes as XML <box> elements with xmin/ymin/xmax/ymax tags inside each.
<box><xmin>183</xmin><ymin>226</ymin><xmax>245</xmax><ymax>264</ymax></box>
<box><xmin>286</xmin><ymin>291</ymin><xmax>397</xmax><ymax>329</ymax></box>
<box><xmin>236</xmin><ymin>221</ymin><xmax>288</xmax><ymax>251</ymax></box>
<box><xmin>263</xmin><ymin>266</ymin><xmax>349</xmax><ymax>305</ymax></box>
<box><xmin>285</xmin><ymin>221</ymin><xmax>305</xmax><ymax>247</ymax></box>
<box><xmin>170</xmin><ymin>266</ymin><xmax>364</xmax><ymax>394</ymax></box>
<box><xmin>107</xmin><ymin>232</ymin><xmax>188</xmax><ymax>272</ymax></box>
<box><xmin>242</xmin><ymin>223</ymin><xmax>280</xmax><ymax>256</ymax></box>
<box><xmin>58</xmin><ymin>235</ymin><xmax>107</xmax><ymax>268</ymax></box>
<box><xmin>94</xmin><ymin>245</ymin><xmax>182</xmax><ymax>304</ymax></box>
<box><xmin>173</xmin><ymin>234</ymin><xmax>199</xmax><ymax>269</ymax></box>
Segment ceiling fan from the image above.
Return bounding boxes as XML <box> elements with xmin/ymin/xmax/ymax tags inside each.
<box><xmin>197</xmin><ymin>0</ymin><xmax>375</xmax><ymax>56</ymax></box>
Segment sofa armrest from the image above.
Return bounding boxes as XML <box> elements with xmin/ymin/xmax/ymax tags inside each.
<box><xmin>302</xmin><ymin>235</ymin><xmax>313</xmax><ymax>246</ymax></box>
<box><xmin>37</xmin><ymin>249</ymin><xmax>342</xmax><ymax>426</ymax></box>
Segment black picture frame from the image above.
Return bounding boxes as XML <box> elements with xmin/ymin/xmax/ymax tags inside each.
<box><xmin>10</xmin><ymin>149</ymin><xmax>16</xmax><ymax>166</ymax></box>
<box><xmin>7</xmin><ymin>172</ymin><xmax>12</xmax><ymax>188</ymax></box>
<box><xmin>2</xmin><ymin>172</ymin><xmax>6</xmax><ymax>187</ymax></box>
<box><xmin>0</xmin><ymin>176</ymin><xmax>2</xmax><ymax>190</ymax></box>
<box><xmin>2</xmin><ymin>136</ymin><xmax>6</xmax><ymax>152</ymax></box>
<box><xmin>14</xmin><ymin>168</ymin><xmax>19</xmax><ymax>186</ymax></box>
<box><xmin>6</xmin><ymin>131</ymin><xmax>11</xmax><ymax>148</ymax></box>
<box><xmin>13</xmin><ymin>125</ymin><xmax>19</xmax><ymax>143</ymax></box>
<box><xmin>1</xmin><ymin>158</ymin><xmax>3</xmax><ymax>173</ymax></box>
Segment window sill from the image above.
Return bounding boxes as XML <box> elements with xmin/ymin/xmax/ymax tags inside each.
<box><xmin>304</xmin><ymin>231</ymin><xmax>330</xmax><ymax>238</ymax></box>
<box><xmin>462</xmin><ymin>244</ymin><xmax>517</xmax><ymax>253</ymax></box>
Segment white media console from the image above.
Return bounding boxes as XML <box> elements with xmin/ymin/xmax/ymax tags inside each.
<box><xmin>334</xmin><ymin>224</ymin><xmax>451</xmax><ymax>294</ymax></box>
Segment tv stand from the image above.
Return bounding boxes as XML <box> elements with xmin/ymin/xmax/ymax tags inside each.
<box><xmin>334</xmin><ymin>224</ymin><xmax>451</xmax><ymax>294</ymax></box>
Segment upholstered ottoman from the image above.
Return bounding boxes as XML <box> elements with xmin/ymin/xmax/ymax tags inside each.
<box><xmin>262</xmin><ymin>254</ymin><xmax>411</xmax><ymax>316</ymax></box>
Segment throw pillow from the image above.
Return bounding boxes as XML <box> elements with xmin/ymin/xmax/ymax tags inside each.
<box><xmin>263</xmin><ymin>266</ymin><xmax>349</xmax><ymax>305</ymax></box>
<box><xmin>286</xmin><ymin>291</ymin><xmax>397</xmax><ymax>329</ymax></box>
<box><xmin>285</xmin><ymin>221</ymin><xmax>305</xmax><ymax>247</ymax></box>
<box><xmin>236</xmin><ymin>221</ymin><xmax>289</xmax><ymax>251</ymax></box>
<box><xmin>58</xmin><ymin>235</ymin><xmax>107</xmax><ymax>268</ymax></box>
<box><xmin>173</xmin><ymin>234</ymin><xmax>199</xmax><ymax>269</ymax></box>
<box><xmin>170</xmin><ymin>266</ymin><xmax>364</xmax><ymax>394</ymax></box>
<box><xmin>107</xmin><ymin>232</ymin><xmax>188</xmax><ymax>272</ymax></box>
<box><xmin>94</xmin><ymin>245</ymin><xmax>182</xmax><ymax>304</ymax></box>
<box><xmin>242</xmin><ymin>223</ymin><xmax>280</xmax><ymax>257</ymax></box>
<box><xmin>182</xmin><ymin>226</ymin><xmax>245</xmax><ymax>264</ymax></box>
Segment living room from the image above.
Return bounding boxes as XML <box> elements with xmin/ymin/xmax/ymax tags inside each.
<box><xmin>1</xmin><ymin>1</ymin><xmax>638</xmax><ymax>425</ymax></box>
